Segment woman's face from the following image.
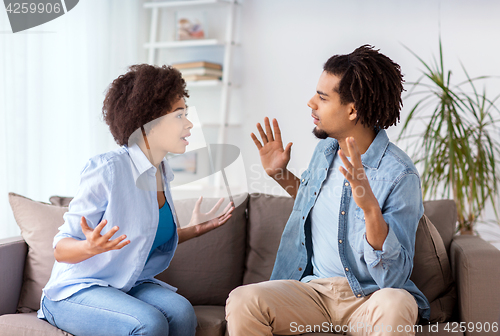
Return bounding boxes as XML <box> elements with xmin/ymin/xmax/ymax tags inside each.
<box><xmin>147</xmin><ymin>97</ymin><xmax>193</xmax><ymax>154</ymax></box>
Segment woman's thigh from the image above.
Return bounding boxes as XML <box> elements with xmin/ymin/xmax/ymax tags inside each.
<box><xmin>42</xmin><ymin>285</ymin><xmax>169</xmax><ymax>336</ymax></box>
<box><xmin>127</xmin><ymin>282</ymin><xmax>197</xmax><ymax>336</ymax></box>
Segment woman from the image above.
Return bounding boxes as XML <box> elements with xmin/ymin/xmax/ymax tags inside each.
<box><xmin>37</xmin><ymin>64</ymin><xmax>234</xmax><ymax>336</ymax></box>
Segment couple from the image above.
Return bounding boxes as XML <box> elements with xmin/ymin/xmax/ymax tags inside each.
<box><xmin>38</xmin><ymin>45</ymin><xmax>429</xmax><ymax>336</ymax></box>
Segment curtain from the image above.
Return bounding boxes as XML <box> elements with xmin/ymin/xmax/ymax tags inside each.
<box><xmin>0</xmin><ymin>0</ymin><xmax>147</xmax><ymax>239</ymax></box>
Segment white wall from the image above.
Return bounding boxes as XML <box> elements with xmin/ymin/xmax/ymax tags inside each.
<box><xmin>232</xmin><ymin>0</ymin><xmax>500</xmax><ymax>206</ymax></box>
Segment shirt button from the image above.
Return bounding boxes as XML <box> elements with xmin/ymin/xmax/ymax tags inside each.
<box><xmin>302</xmin><ymin>242</ymin><xmax>305</xmax><ymax>246</ymax></box>
<box><xmin>341</xmin><ymin>211</ymin><xmax>345</xmax><ymax>215</ymax></box>
<box><xmin>339</xmin><ymin>239</ymin><xmax>342</xmax><ymax>244</ymax></box>
<box><xmin>357</xmin><ymin>294</ymin><xmax>362</xmax><ymax>298</ymax></box>
<box><xmin>314</xmin><ymin>192</ymin><xmax>317</xmax><ymax>195</ymax></box>
<box><xmin>302</xmin><ymin>216</ymin><xmax>305</xmax><ymax>220</ymax></box>
<box><xmin>345</xmin><ymin>267</ymin><xmax>349</xmax><ymax>272</ymax></box>
<box><xmin>302</xmin><ymin>178</ymin><xmax>305</xmax><ymax>182</ymax></box>
<box><xmin>345</xmin><ymin>182</ymin><xmax>349</xmax><ymax>186</ymax></box>
<box><xmin>298</xmin><ymin>267</ymin><xmax>303</xmax><ymax>271</ymax></box>
<box><xmin>325</xmin><ymin>168</ymin><xmax>327</xmax><ymax>171</ymax></box>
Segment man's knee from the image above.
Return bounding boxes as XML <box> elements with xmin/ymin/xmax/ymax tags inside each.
<box><xmin>368</xmin><ymin>288</ymin><xmax>418</xmax><ymax>321</ymax></box>
<box><xmin>226</xmin><ymin>283</ymin><xmax>272</xmax><ymax>318</ymax></box>
<box><xmin>227</xmin><ymin>284</ymin><xmax>259</xmax><ymax>308</ymax></box>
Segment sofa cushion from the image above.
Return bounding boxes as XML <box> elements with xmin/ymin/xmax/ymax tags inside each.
<box><xmin>193</xmin><ymin>306</ymin><xmax>226</xmax><ymax>336</ymax></box>
<box><xmin>48</xmin><ymin>196</ymin><xmax>72</xmax><ymax>207</ymax></box>
<box><xmin>423</xmin><ymin>200</ymin><xmax>457</xmax><ymax>255</ymax></box>
<box><xmin>0</xmin><ymin>308</ymin><xmax>225</xmax><ymax>336</ymax></box>
<box><xmin>244</xmin><ymin>194</ymin><xmax>294</xmax><ymax>284</ymax></box>
<box><xmin>155</xmin><ymin>193</ymin><xmax>249</xmax><ymax>306</ymax></box>
<box><xmin>8</xmin><ymin>193</ymin><xmax>68</xmax><ymax>313</ymax></box>
<box><xmin>411</xmin><ymin>214</ymin><xmax>456</xmax><ymax>322</ymax></box>
<box><xmin>0</xmin><ymin>312</ymin><xmax>72</xmax><ymax>336</ymax></box>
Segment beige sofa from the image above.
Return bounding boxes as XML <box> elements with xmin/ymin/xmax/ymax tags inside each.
<box><xmin>1</xmin><ymin>192</ymin><xmax>499</xmax><ymax>336</ymax></box>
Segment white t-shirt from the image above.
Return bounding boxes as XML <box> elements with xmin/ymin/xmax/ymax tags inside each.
<box><xmin>302</xmin><ymin>153</ymin><xmax>345</xmax><ymax>282</ymax></box>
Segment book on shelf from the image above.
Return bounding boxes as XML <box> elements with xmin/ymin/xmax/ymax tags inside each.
<box><xmin>180</xmin><ymin>67</ymin><xmax>223</xmax><ymax>77</ymax></box>
<box><xmin>183</xmin><ymin>74</ymin><xmax>221</xmax><ymax>82</ymax></box>
<box><xmin>172</xmin><ymin>61</ymin><xmax>222</xmax><ymax>70</ymax></box>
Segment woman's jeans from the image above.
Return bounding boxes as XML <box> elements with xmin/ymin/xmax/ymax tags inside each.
<box><xmin>41</xmin><ymin>282</ymin><xmax>197</xmax><ymax>336</ymax></box>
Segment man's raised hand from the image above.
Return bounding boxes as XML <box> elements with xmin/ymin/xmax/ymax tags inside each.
<box><xmin>80</xmin><ymin>217</ymin><xmax>130</xmax><ymax>257</ymax></box>
<box><xmin>250</xmin><ymin>117</ymin><xmax>293</xmax><ymax>178</ymax></box>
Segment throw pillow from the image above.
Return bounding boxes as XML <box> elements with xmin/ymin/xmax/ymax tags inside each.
<box><xmin>411</xmin><ymin>214</ymin><xmax>456</xmax><ymax>323</ymax></box>
<box><xmin>243</xmin><ymin>193</ymin><xmax>294</xmax><ymax>285</ymax></box>
<box><xmin>49</xmin><ymin>196</ymin><xmax>72</xmax><ymax>207</ymax></box>
<box><xmin>423</xmin><ymin>200</ymin><xmax>457</xmax><ymax>255</ymax></box>
<box><xmin>8</xmin><ymin>193</ymin><xmax>68</xmax><ymax>312</ymax></box>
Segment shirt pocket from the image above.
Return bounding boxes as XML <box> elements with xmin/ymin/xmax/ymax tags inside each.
<box><xmin>349</xmin><ymin>207</ymin><xmax>366</xmax><ymax>254</ymax></box>
<box><xmin>293</xmin><ymin>169</ymin><xmax>311</xmax><ymax>211</ymax></box>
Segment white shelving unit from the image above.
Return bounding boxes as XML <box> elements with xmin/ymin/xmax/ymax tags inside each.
<box><xmin>144</xmin><ymin>0</ymin><xmax>240</xmax><ymax>197</ymax></box>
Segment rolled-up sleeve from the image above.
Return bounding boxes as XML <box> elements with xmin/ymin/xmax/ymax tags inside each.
<box><xmin>363</xmin><ymin>225</ymin><xmax>401</xmax><ymax>268</ymax></box>
<box><xmin>362</xmin><ymin>172</ymin><xmax>424</xmax><ymax>288</ymax></box>
<box><xmin>53</xmin><ymin>157</ymin><xmax>113</xmax><ymax>248</ymax></box>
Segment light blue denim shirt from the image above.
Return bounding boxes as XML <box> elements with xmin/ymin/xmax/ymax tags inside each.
<box><xmin>270</xmin><ymin>130</ymin><xmax>430</xmax><ymax>320</ymax></box>
<box><xmin>38</xmin><ymin>143</ymin><xmax>179</xmax><ymax>319</ymax></box>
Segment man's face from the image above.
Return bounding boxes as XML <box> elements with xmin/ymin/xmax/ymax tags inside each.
<box><xmin>308</xmin><ymin>71</ymin><xmax>356</xmax><ymax>140</ymax></box>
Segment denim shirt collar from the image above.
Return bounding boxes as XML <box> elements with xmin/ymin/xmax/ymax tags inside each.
<box><xmin>320</xmin><ymin>129</ymin><xmax>390</xmax><ymax>169</ymax></box>
<box><xmin>124</xmin><ymin>143</ymin><xmax>175</xmax><ymax>186</ymax></box>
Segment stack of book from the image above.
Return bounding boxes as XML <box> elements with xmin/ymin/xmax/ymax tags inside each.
<box><xmin>172</xmin><ymin>61</ymin><xmax>223</xmax><ymax>82</ymax></box>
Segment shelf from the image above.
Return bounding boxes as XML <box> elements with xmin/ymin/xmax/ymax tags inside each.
<box><xmin>186</xmin><ymin>79</ymin><xmax>222</xmax><ymax>87</ymax></box>
<box><xmin>171</xmin><ymin>184</ymin><xmax>204</xmax><ymax>190</ymax></box>
<box><xmin>200</xmin><ymin>123</ymin><xmax>241</xmax><ymax>127</ymax></box>
<box><xmin>192</xmin><ymin>122</ymin><xmax>240</xmax><ymax>128</ymax></box>
<box><xmin>144</xmin><ymin>0</ymin><xmax>232</xmax><ymax>9</ymax></box>
<box><xmin>144</xmin><ymin>39</ymin><xmax>224</xmax><ymax>49</ymax></box>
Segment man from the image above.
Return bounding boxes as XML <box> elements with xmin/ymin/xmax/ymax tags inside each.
<box><xmin>225</xmin><ymin>45</ymin><xmax>429</xmax><ymax>336</ymax></box>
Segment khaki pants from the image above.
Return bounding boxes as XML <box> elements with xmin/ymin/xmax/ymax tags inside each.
<box><xmin>225</xmin><ymin>277</ymin><xmax>418</xmax><ymax>336</ymax></box>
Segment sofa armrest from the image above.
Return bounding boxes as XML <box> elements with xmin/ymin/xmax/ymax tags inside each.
<box><xmin>0</xmin><ymin>236</ymin><xmax>27</xmax><ymax>316</ymax></box>
<box><xmin>450</xmin><ymin>235</ymin><xmax>500</xmax><ymax>335</ymax></box>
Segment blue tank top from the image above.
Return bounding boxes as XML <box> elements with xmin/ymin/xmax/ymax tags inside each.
<box><xmin>147</xmin><ymin>200</ymin><xmax>175</xmax><ymax>261</ymax></box>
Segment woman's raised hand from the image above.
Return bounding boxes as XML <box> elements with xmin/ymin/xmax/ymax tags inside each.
<box><xmin>183</xmin><ymin>197</ymin><xmax>234</xmax><ymax>239</ymax></box>
<box><xmin>80</xmin><ymin>217</ymin><xmax>130</xmax><ymax>257</ymax></box>
<box><xmin>250</xmin><ymin>117</ymin><xmax>292</xmax><ymax>178</ymax></box>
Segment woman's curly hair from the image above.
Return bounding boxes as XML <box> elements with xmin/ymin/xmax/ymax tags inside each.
<box><xmin>102</xmin><ymin>64</ymin><xmax>189</xmax><ymax>146</ymax></box>
<box><xmin>323</xmin><ymin>45</ymin><xmax>404</xmax><ymax>129</ymax></box>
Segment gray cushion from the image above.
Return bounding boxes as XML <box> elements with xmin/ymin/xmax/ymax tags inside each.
<box><xmin>411</xmin><ymin>214</ymin><xmax>456</xmax><ymax>322</ymax></box>
<box><xmin>48</xmin><ymin>196</ymin><xmax>72</xmax><ymax>208</ymax></box>
<box><xmin>423</xmin><ymin>200</ymin><xmax>457</xmax><ymax>255</ymax></box>
<box><xmin>155</xmin><ymin>193</ymin><xmax>249</xmax><ymax>306</ymax></box>
<box><xmin>0</xmin><ymin>312</ymin><xmax>72</xmax><ymax>336</ymax></box>
<box><xmin>244</xmin><ymin>193</ymin><xmax>294</xmax><ymax>284</ymax></box>
<box><xmin>0</xmin><ymin>308</ymin><xmax>225</xmax><ymax>336</ymax></box>
<box><xmin>8</xmin><ymin>193</ymin><xmax>68</xmax><ymax>313</ymax></box>
<box><xmin>193</xmin><ymin>306</ymin><xmax>226</xmax><ymax>336</ymax></box>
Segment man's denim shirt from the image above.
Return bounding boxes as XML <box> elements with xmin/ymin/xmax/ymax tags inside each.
<box><xmin>270</xmin><ymin>130</ymin><xmax>430</xmax><ymax>320</ymax></box>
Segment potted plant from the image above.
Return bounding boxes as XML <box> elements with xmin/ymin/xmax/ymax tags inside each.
<box><xmin>398</xmin><ymin>39</ymin><xmax>500</xmax><ymax>233</ymax></box>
